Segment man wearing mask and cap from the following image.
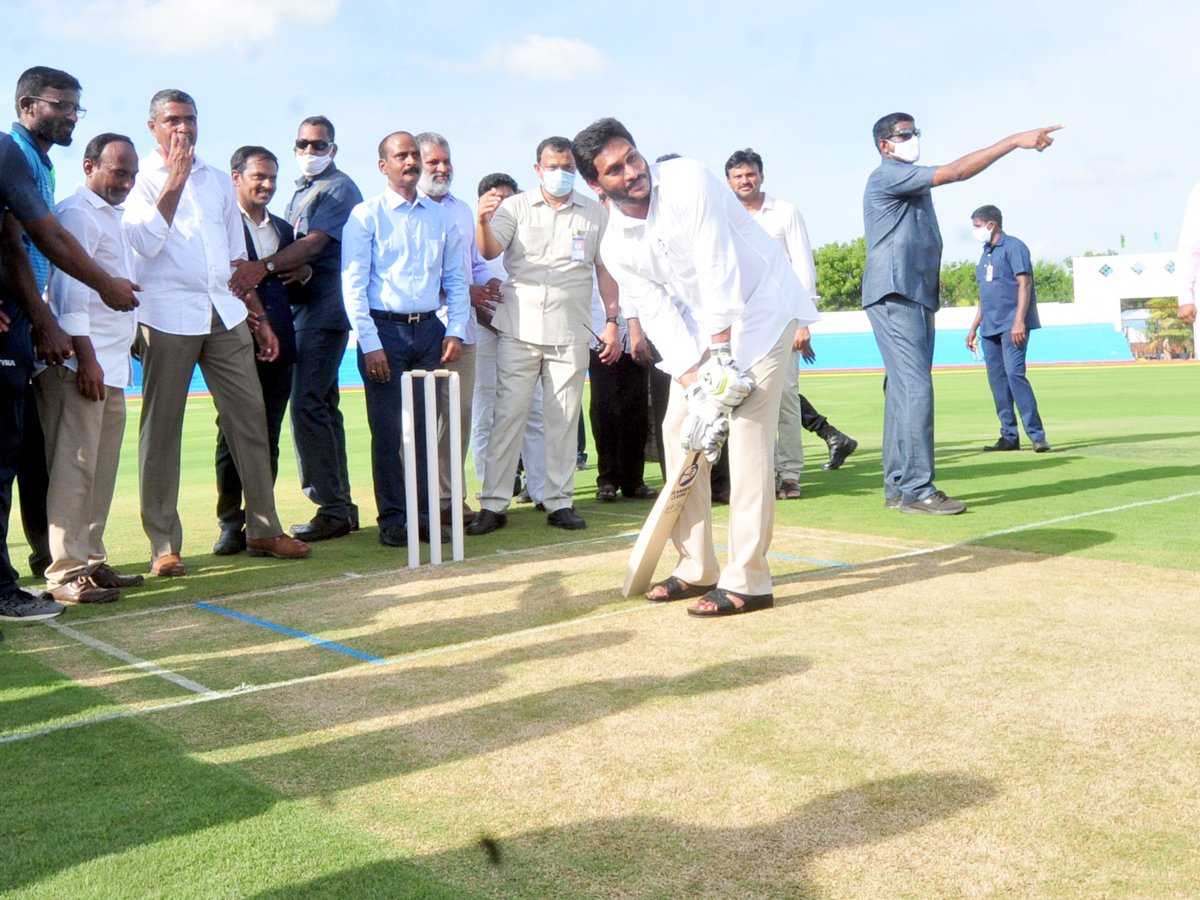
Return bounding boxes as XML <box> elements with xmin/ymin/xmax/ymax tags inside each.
<box><xmin>862</xmin><ymin>113</ymin><xmax>1061</xmax><ymax>516</ymax></box>
<box><xmin>230</xmin><ymin>115</ymin><xmax>363</xmax><ymax>544</ymax></box>
<box><xmin>467</xmin><ymin>136</ymin><xmax>621</xmax><ymax>535</ymax></box>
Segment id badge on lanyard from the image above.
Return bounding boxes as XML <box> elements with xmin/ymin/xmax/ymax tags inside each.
<box><xmin>571</xmin><ymin>234</ymin><xmax>586</xmax><ymax>263</ymax></box>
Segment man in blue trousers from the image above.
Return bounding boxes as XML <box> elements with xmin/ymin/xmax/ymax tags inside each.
<box><xmin>862</xmin><ymin>112</ymin><xmax>1061</xmax><ymax>515</ymax></box>
<box><xmin>966</xmin><ymin>205</ymin><xmax>1050</xmax><ymax>454</ymax></box>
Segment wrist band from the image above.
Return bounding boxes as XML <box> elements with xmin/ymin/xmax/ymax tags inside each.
<box><xmin>606</xmin><ymin>316</ymin><xmax>618</xmax><ymax>324</ymax></box>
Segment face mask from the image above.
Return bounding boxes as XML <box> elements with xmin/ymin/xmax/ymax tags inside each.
<box><xmin>541</xmin><ymin>167</ymin><xmax>575</xmax><ymax>197</ymax></box>
<box><xmin>297</xmin><ymin>152</ymin><xmax>332</xmax><ymax>178</ymax></box>
<box><xmin>973</xmin><ymin>225</ymin><xmax>993</xmax><ymax>243</ymax></box>
<box><xmin>889</xmin><ymin>136</ymin><xmax>920</xmax><ymax>163</ymax></box>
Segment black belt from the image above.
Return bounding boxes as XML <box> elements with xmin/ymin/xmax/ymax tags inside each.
<box><xmin>370</xmin><ymin>309</ymin><xmax>438</xmax><ymax>324</ymax></box>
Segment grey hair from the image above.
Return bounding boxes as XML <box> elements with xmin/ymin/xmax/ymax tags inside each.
<box><xmin>415</xmin><ymin>131</ymin><xmax>450</xmax><ymax>152</ymax></box>
<box><xmin>149</xmin><ymin>89</ymin><xmax>196</xmax><ymax>120</ymax></box>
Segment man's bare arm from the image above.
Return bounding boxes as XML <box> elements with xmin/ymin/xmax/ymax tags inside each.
<box><xmin>229</xmin><ymin>231</ymin><xmax>331</xmax><ymax>295</ymax></box>
<box><xmin>933</xmin><ymin>126</ymin><xmax>1063</xmax><ymax>187</ymax></box>
<box><xmin>19</xmin><ymin>213</ymin><xmax>139</xmax><ymax>311</ymax></box>
<box><xmin>1</xmin><ymin>212</ymin><xmax>73</xmax><ymax>363</ymax></box>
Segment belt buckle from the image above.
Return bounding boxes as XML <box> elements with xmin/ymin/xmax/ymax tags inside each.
<box><xmin>407</xmin><ymin>312</ymin><xmax>422</xmax><ymax>324</ymax></box>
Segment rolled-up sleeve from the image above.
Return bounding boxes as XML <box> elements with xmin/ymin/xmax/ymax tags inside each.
<box><xmin>341</xmin><ymin>203</ymin><xmax>380</xmax><ymax>353</ymax></box>
<box><xmin>122</xmin><ymin>190</ymin><xmax>172</xmax><ymax>259</ymax></box>
<box><xmin>1177</xmin><ymin>183</ymin><xmax>1200</xmax><ymax>307</ymax></box>
<box><xmin>782</xmin><ymin>206</ymin><xmax>818</xmax><ymax>300</ymax></box>
<box><xmin>606</xmin><ymin>247</ymin><xmax>702</xmax><ymax>379</ymax></box>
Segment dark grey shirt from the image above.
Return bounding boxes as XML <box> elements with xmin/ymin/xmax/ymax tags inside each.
<box><xmin>284</xmin><ymin>164</ymin><xmax>363</xmax><ymax>332</ymax></box>
<box><xmin>0</xmin><ymin>131</ymin><xmax>51</xmax><ymax>319</ymax></box>
<box><xmin>862</xmin><ymin>158</ymin><xmax>942</xmax><ymax>310</ymax></box>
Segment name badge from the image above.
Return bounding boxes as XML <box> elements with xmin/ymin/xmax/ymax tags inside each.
<box><xmin>571</xmin><ymin>235</ymin><xmax>586</xmax><ymax>262</ymax></box>
<box><xmin>985</xmin><ymin>264</ymin><xmax>994</xmax><ymax>282</ymax></box>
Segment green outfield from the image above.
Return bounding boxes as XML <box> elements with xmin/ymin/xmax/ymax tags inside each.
<box><xmin>2</xmin><ymin>362</ymin><xmax>1197</xmax><ymax>899</ymax></box>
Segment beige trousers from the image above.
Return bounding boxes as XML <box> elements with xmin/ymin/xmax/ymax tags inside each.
<box><xmin>437</xmin><ymin>340</ymin><xmax>476</xmax><ymax>504</ymax></box>
<box><xmin>34</xmin><ymin>367</ymin><xmax>126</xmax><ymax>589</ymax></box>
<box><xmin>479</xmin><ymin>335</ymin><xmax>587</xmax><ymax>514</ymax></box>
<box><xmin>662</xmin><ymin>320</ymin><xmax>795</xmax><ymax>596</ymax></box>
<box><xmin>774</xmin><ymin>347</ymin><xmax>805</xmax><ymax>483</ymax></box>
<box><xmin>136</xmin><ymin>317</ymin><xmax>282</xmax><ymax>559</ymax></box>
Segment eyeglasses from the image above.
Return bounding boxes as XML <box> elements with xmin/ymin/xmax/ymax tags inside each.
<box><xmin>889</xmin><ymin>128</ymin><xmax>920</xmax><ymax>142</ymax></box>
<box><xmin>31</xmin><ymin>97</ymin><xmax>86</xmax><ymax>118</ymax></box>
<box><xmin>294</xmin><ymin>139</ymin><xmax>331</xmax><ymax>152</ymax></box>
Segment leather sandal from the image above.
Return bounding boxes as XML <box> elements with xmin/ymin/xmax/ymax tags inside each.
<box><xmin>776</xmin><ymin>479</ymin><xmax>802</xmax><ymax>500</ymax></box>
<box><xmin>687</xmin><ymin>587</ymin><xmax>774</xmax><ymax>618</ymax></box>
<box><xmin>646</xmin><ymin>575</ymin><xmax>717</xmax><ymax>603</ymax></box>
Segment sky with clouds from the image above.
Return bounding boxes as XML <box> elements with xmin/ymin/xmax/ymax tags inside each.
<box><xmin>5</xmin><ymin>0</ymin><xmax>1200</xmax><ymax>267</ymax></box>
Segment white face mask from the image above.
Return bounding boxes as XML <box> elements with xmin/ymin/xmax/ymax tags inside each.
<box><xmin>973</xmin><ymin>225</ymin><xmax>994</xmax><ymax>243</ymax></box>
<box><xmin>540</xmin><ymin>167</ymin><xmax>575</xmax><ymax>197</ymax></box>
<box><xmin>889</xmin><ymin>136</ymin><xmax>920</xmax><ymax>163</ymax></box>
<box><xmin>297</xmin><ymin>152</ymin><xmax>332</xmax><ymax>178</ymax></box>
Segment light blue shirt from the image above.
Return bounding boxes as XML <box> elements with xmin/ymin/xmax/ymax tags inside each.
<box><xmin>341</xmin><ymin>187</ymin><xmax>469</xmax><ymax>354</ymax></box>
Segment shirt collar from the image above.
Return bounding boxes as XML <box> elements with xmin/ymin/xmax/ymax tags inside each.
<box><xmin>385</xmin><ymin>186</ymin><xmax>427</xmax><ymax>210</ymax></box>
<box><xmin>10</xmin><ymin>122</ymin><xmax>53</xmax><ymax>169</ymax></box>
<box><xmin>75</xmin><ymin>183</ymin><xmax>117</xmax><ymax>211</ymax></box>
<box><xmin>759</xmin><ymin>193</ymin><xmax>776</xmax><ymax>212</ymax></box>
<box><xmin>419</xmin><ymin>188</ymin><xmax>461</xmax><ymax>209</ymax></box>
<box><xmin>529</xmin><ymin>187</ymin><xmax>582</xmax><ymax>208</ymax></box>
<box><xmin>987</xmin><ymin>233</ymin><xmax>1008</xmax><ymax>250</ymax></box>
<box><xmin>239</xmin><ymin>204</ymin><xmax>272</xmax><ymax>227</ymax></box>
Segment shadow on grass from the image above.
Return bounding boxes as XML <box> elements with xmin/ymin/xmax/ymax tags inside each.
<box><xmin>242</xmin><ymin>772</ymin><xmax>995</xmax><ymax>900</ymax></box>
<box><xmin>778</xmin><ymin>528</ymin><xmax>1114</xmax><ymax>603</ymax></box>
<box><xmin>951</xmin><ymin>464</ymin><xmax>1198</xmax><ymax>508</ymax></box>
<box><xmin>0</xmin><ymin>649</ymin><xmax>116</xmax><ymax>732</ymax></box>
<box><xmin>0</xmin><ymin>648</ymin><xmax>481</xmax><ymax>899</ymax></box>
<box><xmin>191</xmin><ymin>654</ymin><xmax>810</xmax><ymax>798</ymax></box>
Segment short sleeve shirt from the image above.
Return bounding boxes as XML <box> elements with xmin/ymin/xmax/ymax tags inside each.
<box><xmin>488</xmin><ymin>189</ymin><xmax>607</xmax><ymax>345</ymax></box>
<box><xmin>284</xmin><ymin>165</ymin><xmax>363</xmax><ymax>331</ymax></box>
<box><xmin>975</xmin><ymin>233</ymin><xmax>1040</xmax><ymax>337</ymax></box>
<box><xmin>0</xmin><ymin>132</ymin><xmax>51</xmax><ymax>313</ymax></box>
<box><xmin>862</xmin><ymin>159</ymin><xmax>942</xmax><ymax>310</ymax></box>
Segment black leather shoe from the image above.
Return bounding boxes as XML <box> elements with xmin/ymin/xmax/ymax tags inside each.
<box><xmin>821</xmin><ymin>430</ymin><xmax>859</xmax><ymax>470</ymax></box>
<box><xmin>983</xmin><ymin>438</ymin><xmax>1020</xmax><ymax>452</ymax></box>
<box><xmin>418</xmin><ymin>524</ymin><xmax>452</xmax><ymax>544</ymax></box>
<box><xmin>547</xmin><ymin>507</ymin><xmax>587</xmax><ymax>531</ymax></box>
<box><xmin>290</xmin><ymin>513</ymin><xmax>352</xmax><ymax>542</ymax></box>
<box><xmin>213</xmin><ymin>528</ymin><xmax>246</xmax><ymax>556</ymax></box>
<box><xmin>90</xmin><ymin>563</ymin><xmax>145</xmax><ymax>588</ymax></box>
<box><xmin>465</xmin><ymin>509</ymin><xmax>507</xmax><ymax>536</ymax></box>
<box><xmin>379</xmin><ymin>524</ymin><xmax>407</xmax><ymax>547</ymax></box>
<box><xmin>1032</xmin><ymin>439</ymin><xmax>1052</xmax><ymax>453</ymax></box>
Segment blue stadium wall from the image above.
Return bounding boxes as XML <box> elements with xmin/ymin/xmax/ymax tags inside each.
<box><xmin>127</xmin><ymin>323</ymin><xmax>1134</xmax><ymax>395</ymax></box>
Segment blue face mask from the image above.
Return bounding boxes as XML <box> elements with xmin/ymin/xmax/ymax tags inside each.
<box><xmin>541</xmin><ymin>167</ymin><xmax>575</xmax><ymax>197</ymax></box>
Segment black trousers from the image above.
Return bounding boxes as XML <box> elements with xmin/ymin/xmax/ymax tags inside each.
<box><xmin>215</xmin><ymin>360</ymin><xmax>294</xmax><ymax>530</ymax></box>
<box><xmin>588</xmin><ymin>349</ymin><xmax>650</xmax><ymax>494</ymax></box>
<box><xmin>1</xmin><ymin>322</ymin><xmax>34</xmax><ymax>594</ymax></box>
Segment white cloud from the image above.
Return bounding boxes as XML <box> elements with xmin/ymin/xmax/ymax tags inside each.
<box><xmin>483</xmin><ymin>34</ymin><xmax>611</xmax><ymax>80</ymax></box>
<box><xmin>46</xmin><ymin>0</ymin><xmax>342</xmax><ymax>51</ymax></box>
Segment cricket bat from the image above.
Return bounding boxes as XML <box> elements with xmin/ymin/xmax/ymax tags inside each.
<box><xmin>621</xmin><ymin>449</ymin><xmax>704</xmax><ymax>597</ymax></box>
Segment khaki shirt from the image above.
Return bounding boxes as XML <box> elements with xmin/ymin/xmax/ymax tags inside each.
<box><xmin>489</xmin><ymin>188</ymin><xmax>607</xmax><ymax>345</ymax></box>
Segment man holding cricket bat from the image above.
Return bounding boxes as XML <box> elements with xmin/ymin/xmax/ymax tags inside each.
<box><xmin>572</xmin><ymin>118</ymin><xmax>819</xmax><ymax>617</ymax></box>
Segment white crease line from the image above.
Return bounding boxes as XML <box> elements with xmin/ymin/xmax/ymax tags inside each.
<box><xmin>770</xmin><ymin>528</ymin><xmax>934</xmax><ymax>551</ymax></box>
<box><xmin>3</xmin><ymin>603</ymin><xmax>659</xmax><ymax>745</ymax></box>
<box><xmin>44</xmin><ymin>620</ymin><xmax>215</xmax><ymax>696</ymax></box>
<box><xmin>777</xmin><ymin>489</ymin><xmax>1200</xmax><ymax>584</ymax></box>
<box><xmin>74</xmin><ymin>533</ymin><xmax>639</xmax><ymax>626</ymax></box>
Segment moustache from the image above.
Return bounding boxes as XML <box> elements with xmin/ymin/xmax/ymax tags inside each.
<box><xmin>402</xmin><ymin>166</ymin><xmax>420</xmax><ymax>174</ymax></box>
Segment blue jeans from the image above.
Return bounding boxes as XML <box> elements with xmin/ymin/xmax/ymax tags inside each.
<box><xmin>981</xmin><ymin>331</ymin><xmax>1045</xmax><ymax>444</ymax></box>
<box><xmin>358</xmin><ymin>316</ymin><xmax>445</xmax><ymax>530</ymax></box>
<box><xmin>866</xmin><ymin>296</ymin><xmax>937</xmax><ymax>503</ymax></box>
<box><xmin>290</xmin><ymin>327</ymin><xmax>357</xmax><ymax>523</ymax></box>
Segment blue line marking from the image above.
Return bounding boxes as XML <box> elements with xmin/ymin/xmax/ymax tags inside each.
<box><xmin>195</xmin><ymin>603</ymin><xmax>388</xmax><ymax>664</ymax></box>
<box><xmin>713</xmin><ymin>545</ymin><xmax>852</xmax><ymax>568</ymax></box>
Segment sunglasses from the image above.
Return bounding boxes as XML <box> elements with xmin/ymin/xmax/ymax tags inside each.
<box><xmin>31</xmin><ymin>97</ymin><xmax>86</xmax><ymax>118</ymax></box>
<box><xmin>294</xmin><ymin>139</ymin><xmax>331</xmax><ymax>152</ymax></box>
<box><xmin>889</xmin><ymin>128</ymin><xmax>921</xmax><ymax>142</ymax></box>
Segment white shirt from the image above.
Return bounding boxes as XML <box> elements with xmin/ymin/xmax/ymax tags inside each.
<box><xmin>601</xmin><ymin>158</ymin><xmax>819</xmax><ymax>380</ymax></box>
<box><xmin>421</xmin><ymin>189</ymin><xmax>492</xmax><ymax>346</ymax></box>
<box><xmin>122</xmin><ymin>151</ymin><xmax>249</xmax><ymax>336</ymax></box>
<box><xmin>1177</xmin><ymin>183</ymin><xmax>1200</xmax><ymax>308</ymax></box>
<box><xmin>41</xmin><ymin>185</ymin><xmax>138</xmax><ymax>388</ymax></box>
<box><xmin>752</xmin><ymin>194</ymin><xmax>818</xmax><ymax>301</ymax></box>
<box><xmin>240</xmin><ymin>205</ymin><xmax>281</xmax><ymax>259</ymax></box>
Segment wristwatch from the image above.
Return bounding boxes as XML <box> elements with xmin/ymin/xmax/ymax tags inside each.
<box><xmin>264</xmin><ymin>260</ymin><xmax>276</xmax><ymax>274</ymax></box>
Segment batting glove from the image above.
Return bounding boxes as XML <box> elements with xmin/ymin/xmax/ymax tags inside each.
<box><xmin>697</xmin><ymin>342</ymin><xmax>754</xmax><ymax>413</ymax></box>
<box><xmin>681</xmin><ymin>383</ymin><xmax>730</xmax><ymax>463</ymax></box>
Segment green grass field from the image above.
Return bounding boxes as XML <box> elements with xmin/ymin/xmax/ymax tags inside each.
<box><xmin>2</xmin><ymin>362</ymin><xmax>1198</xmax><ymax>899</ymax></box>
